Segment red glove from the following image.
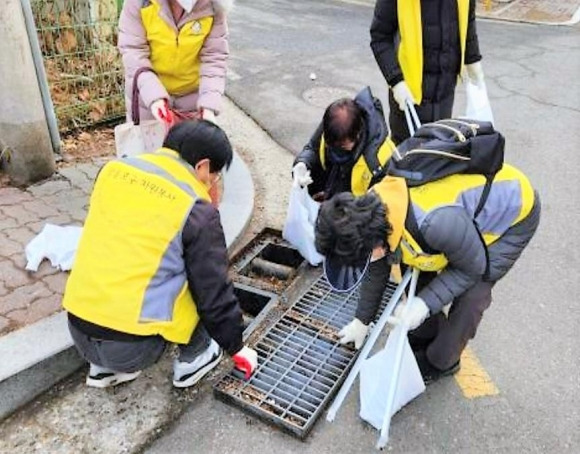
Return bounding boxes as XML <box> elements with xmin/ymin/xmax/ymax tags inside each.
<box><xmin>150</xmin><ymin>99</ymin><xmax>174</xmax><ymax>124</ymax></box>
<box><xmin>232</xmin><ymin>346</ymin><xmax>258</xmax><ymax>380</ymax></box>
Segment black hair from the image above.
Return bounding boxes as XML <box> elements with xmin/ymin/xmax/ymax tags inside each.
<box><xmin>163</xmin><ymin>120</ymin><xmax>233</xmax><ymax>173</ymax></box>
<box><xmin>322</xmin><ymin>98</ymin><xmax>364</xmax><ymax>147</ymax></box>
<box><xmin>315</xmin><ymin>192</ymin><xmax>391</xmax><ymax>265</ymax></box>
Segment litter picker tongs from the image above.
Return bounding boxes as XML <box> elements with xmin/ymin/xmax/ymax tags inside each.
<box><xmin>326</xmin><ymin>267</ymin><xmax>420</xmax><ymax>449</ymax></box>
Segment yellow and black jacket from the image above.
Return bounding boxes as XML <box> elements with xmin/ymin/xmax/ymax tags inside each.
<box><xmin>294</xmin><ymin>87</ymin><xmax>396</xmax><ymax>199</ymax></box>
<box><xmin>371</xmin><ymin>0</ymin><xmax>481</xmax><ymax>104</ymax></box>
<box><xmin>371</xmin><ymin>164</ymin><xmax>539</xmax><ymax>312</ymax></box>
<box><xmin>63</xmin><ymin>149</ymin><xmax>243</xmax><ymax>353</ymax></box>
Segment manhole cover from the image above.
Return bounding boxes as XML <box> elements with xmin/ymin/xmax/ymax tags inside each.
<box><xmin>302</xmin><ymin>86</ymin><xmax>356</xmax><ymax>108</ymax></box>
<box><xmin>214</xmin><ymin>275</ymin><xmax>399</xmax><ymax>439</ymax></box>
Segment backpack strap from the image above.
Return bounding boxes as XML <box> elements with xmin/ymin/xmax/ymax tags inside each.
<box><xmin>404</xmin><ymin>196</ymin><xmax>438</xmax><ymax>255</ymax></box>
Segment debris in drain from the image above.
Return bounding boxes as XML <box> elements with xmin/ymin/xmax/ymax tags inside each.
<box><xmin>214</xmin><ymin>274</ymin><xmax>399</xmax><ymax>439</ymax></box>
<box><xmin>286</xmin><ymin>309</ymin><xmax>340</xmax><ymax>342</ymax></box>
<box><xmin>230</xmin><ymin>228</ymin><xmax>307</xmax><ymax>293</ymax></box>
<box><xmin>250</xmin><ymin>257</ymin><xmax>294</xmax><ymax>280</ymax></box>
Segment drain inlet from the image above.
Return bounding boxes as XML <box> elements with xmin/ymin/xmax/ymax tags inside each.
<box><xmin>215</xmin><ymin>274</ymin><xmax>398</xmax><ymax>438</ymax></box>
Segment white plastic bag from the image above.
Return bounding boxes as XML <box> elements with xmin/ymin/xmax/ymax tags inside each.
<box><xmin>282</xmin><ymin>184</ymin><xmax>324</xmax><ymax>266</ymax></box>
<box><xmin>114</xmin><ymin>67</ymin><xmax>167</xmax><ymax>158</ymax></box>
<box><xmin>464</xmin><ymin>80</ymin><xmax>495</xmax><ymax>125</ymax></box>
<box><xmin>359</xmin><ymin>324</ymin><xmax>426</xmax><ymax>430</ymax></box>
<box><xmin>25</xmin><ymin>224</ymin><xmax>83</xmax><ymax>272</ymax></box>
<box><xmin>114</xmin><ymin>120</ymin><xmax>166</xmax><ymax>158</ymax></box>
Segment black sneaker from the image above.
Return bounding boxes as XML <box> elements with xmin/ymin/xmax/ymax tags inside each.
<box><xmin>414</xmin><ymin>350</ymin><xmax>460</xmax><ymax>385</ymax></box>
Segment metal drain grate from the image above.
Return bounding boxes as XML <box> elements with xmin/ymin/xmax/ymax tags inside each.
<box><xmin>214</xmin><ymin>274</ymin><xmax>398</xmax><ymax>438</ymax></box>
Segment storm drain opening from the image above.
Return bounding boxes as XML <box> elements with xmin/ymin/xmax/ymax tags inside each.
<box><xmin>230</xmin><ymin>228</ymin><xmax>306</xmax><ymax>293</ymax></box>
<box><xmin>233</xmin><ymin>283</ymin><xmax>278</xmax><ymax>339</ymax></box>
<box><xmin>214</xmin><ymin>274</ymin><xmax>399</xmax><ymax>439</ymax></box>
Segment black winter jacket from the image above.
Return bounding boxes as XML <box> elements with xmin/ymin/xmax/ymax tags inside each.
<box><xmin>370</xmin><ymin>0</ymin><xmax>481</xmax><ymax>103</ymax></box>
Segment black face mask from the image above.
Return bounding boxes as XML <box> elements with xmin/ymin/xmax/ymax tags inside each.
<box><xmin>327</xmin><ymin>145</ymin><xmax>354</xmax><ymax>165</ymax></box>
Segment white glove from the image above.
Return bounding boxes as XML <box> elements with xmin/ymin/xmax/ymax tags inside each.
<box><xmin>338</xmin><ymin>318</ymin><xmax>369</xmax><ymax>350</ymax></box>
<box><xmin>465</xmin><ymin>62</ymin><xmax>484</xmax><ymax>88</ymax></box>
<box><xmin>292</xmin><ymin>162</ymin><xmax>313</xmax><ymax>187</ymax></box>
<box><xmin>391</xmin><ymin>81</ymin><xmax>414</xmax><ymax>111</ymax></box>
<box><xmin>393</xmin><ymin>296</ymin><xmax>430</xmax><ymax>331</ymax></box>
<box><xmin>232</xmin><ymin>346</ymin><xmax>258</xmax><ymax>380</ymax></box>
<box><xmin>150</xmin><ymin>99</ymin><xmax>172</xmax><ymax>123</ymax></box>
<box><xmin>202</xmin><ymin>108</ymin><xmax>216</xmax><ymax>124</ymax></box>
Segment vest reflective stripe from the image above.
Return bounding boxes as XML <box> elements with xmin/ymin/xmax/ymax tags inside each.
<box><xmin>397</xmin><ymin>0</ymin><xmax>469</xmax><ymax>104</ymax></box>
<box><xmin>409</xmin><ymin>164</ymin><xmax>535</xmax><ymax>247</ymax></box>
<box><xmin>63</xmin><ymin>150</ymin><xmax>210</xmax><ymax>343</ymax></box>
<box><xmin>140</xmin><ymin>0</ymin><xmax>213</xmax><ymax>96</ymax></box>
<box><xmin>318</xmin><ymin>135</ymin><xmax>396</xmax><ymax>196</ymax></box>
<box><xmin>373</xmin><ymin>164</ymin><xmax>535</xmax><ymax>271</ymax></box>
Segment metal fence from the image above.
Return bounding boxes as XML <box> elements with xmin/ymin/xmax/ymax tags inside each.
<box><xmin>31</xmin><ymin>0</ymin><xmax>125</xmax><ymax>132</ymax></box>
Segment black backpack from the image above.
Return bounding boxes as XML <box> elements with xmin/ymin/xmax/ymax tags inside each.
<box><xmin>387</xmin><ymin>118</ymin><xmax>505</xmax><ymax>217</ymax></box>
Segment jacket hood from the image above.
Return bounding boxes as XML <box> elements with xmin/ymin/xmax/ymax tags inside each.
<box><xmin>354</xmin><ymin>86</ymin><xmax>388</xmax><ymax>159</ymax></box>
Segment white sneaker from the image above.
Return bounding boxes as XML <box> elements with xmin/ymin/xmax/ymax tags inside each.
<box><xmin>86</xmin><ymin>364</ymin><xmax>141</xmax><ymax>388</ymax></box>
<box><xmin>173</xmin><ymin>339</ymin><xmax>223</xmax><ymax>388</ymax></box>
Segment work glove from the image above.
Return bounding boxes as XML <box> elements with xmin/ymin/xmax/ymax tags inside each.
<box><xmin>338</xmin><ymin>318</ymin><xmax>369</xmax><ymax>350</ymax></box>
<box><xmin>465</xmin><ymin>62</ymin><xmax>485</xmax><ymax>88</ymax></box>
<box><xmin>393</xmin><ymin>296</ymin><xmax>430</xmax><ymax>331</ymax></box>
<box><xmin>201</xmin><ymin>108</ymin><xmax>216</xmax><ymax>124</ymax></box>
<box><xmin>150</xmin><ymin>99</ymin><xmax>173</xmax><ymax>124</ymax></box>
<box><xmin>232</xmin><ymin>345</ymin><xmax>258</xmax><ymax>380</ymax></box>
<box><xmin>292</xmin><ymin>162</ymin><xmax>313</xmax><ymax>187</ymax></box>
<box><xmin>391</xmin><ymin>80</ymin><xmax>414</xmax><ymax>111</ymax></box>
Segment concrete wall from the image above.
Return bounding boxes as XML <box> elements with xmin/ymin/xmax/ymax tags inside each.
<box><xmin>0</xmin><ymin>0</ymin><xmax>55</xmax><ymax>186</ymax></box>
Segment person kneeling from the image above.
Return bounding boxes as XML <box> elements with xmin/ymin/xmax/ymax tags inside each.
<box><xmin>292</xmin><ymin>87</ymin><xmax>396</xmax><ymax>201</ymax></box>
<box><xmin>63</xmin><ymin>120</ymin><xmax>257</xmax><ymax>388</ymax></box>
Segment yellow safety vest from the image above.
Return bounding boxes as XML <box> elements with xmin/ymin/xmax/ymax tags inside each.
<box><xmin>397</xmin><ymin>0</ymin><xmax>470</xmax><ymax>104</ymax></box>
<box><xmin>319</xmin><ymin>135</ymin><xmax>396</xmax><ymax>196</ymax></box>
<box><xmin>63</xmin><ymin>148</ymin><xmax>211</xmax><ymax>344</ymax></box>
<box><xmin>141</xmin><ymin>0</ymin><xmax>214</xmax><ymax>96</ymax></box>
<box><xmin>372</xmin><ymin>164</ymin><xmax>535</xmax><ymax>272</ymax></box>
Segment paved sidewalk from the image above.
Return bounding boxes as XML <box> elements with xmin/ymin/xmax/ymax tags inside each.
<box><xmin>477</xmin><ymin>0</ymin><xmax>580</xmax><ymax>25</ymax></box>
<box><xmin>0</xmin><ymin>162</ymin><xmax>105</xmax><ymax>336</ymax></box>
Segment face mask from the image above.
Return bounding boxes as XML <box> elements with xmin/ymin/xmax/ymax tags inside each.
<box><xmin>327</xmin><ymin>145</ymin><xmax>354</xmax><ymax>165</ymax></box>
<box><xmin>175</xmin><ymin>0</ymin><xmax>196</xmax><ymax>13</ymax></box>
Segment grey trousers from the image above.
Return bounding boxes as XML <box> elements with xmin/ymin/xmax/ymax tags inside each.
<box><xmin>68</xmin><ymin>321</ymin><xmax>211</xmax><ymax>373</ymax></box>
<box><xmin>410</xmin><ymin>279</ymin><xmax>494</xmax><ymax>370</ymax></box>
<box><xmin>409</xmin><ymin>194</ymin><xmax>541</xmax><ymax>370</ymax></box>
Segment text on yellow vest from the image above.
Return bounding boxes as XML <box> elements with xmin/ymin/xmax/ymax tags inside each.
<box><xmin>63</xmin><ymin>149</ymin><xmax>211</xmax><ymax>343</ymax></box>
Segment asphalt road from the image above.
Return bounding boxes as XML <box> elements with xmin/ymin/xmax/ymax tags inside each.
<box><xmin>147</xmin><ymin>1</ymin><xmax>580</xmax><ymax>452</ymax></box>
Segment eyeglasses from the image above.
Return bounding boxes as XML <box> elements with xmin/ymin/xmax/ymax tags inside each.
<box><xmin>211</xmin><ymin>171</ymin><xmax>222</xmax><ymax>185</ymax></box>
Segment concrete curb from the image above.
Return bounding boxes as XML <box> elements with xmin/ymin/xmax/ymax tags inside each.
<box><xmin>0</xmin><ymin>149</ymin><xmax>254</xmax><ymax>422</ymax></box>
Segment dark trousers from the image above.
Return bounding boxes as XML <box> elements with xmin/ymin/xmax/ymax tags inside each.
<box><xmin>408</xmin><ymin>273</ymin><xmax>494</xmax><ymax>370</ymax></box>
<box><xmin>69</xmin><ymin>321</ymin><xmax>211</xmax><ymax>373</ymax></box>
<box><xmin>388</xmin><ymin>91</ymin><xmax>455</xmax><ymax>145</ymax></box>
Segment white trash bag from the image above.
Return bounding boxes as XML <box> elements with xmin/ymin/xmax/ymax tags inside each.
<box><xmin>282</xmin><ymin>184</ymin><xmax>324</xmax><ymax>266</ymax></box>
<box><xmin>359</xmin><ymin>324</ymin><xmax>426</xmax><ymax>430</ymax></box>
<box><xmin>25</xmin><ymin>223</ymin><xmax>83</xmax><ymax>272</ymax></box>
<box><xmin>114</xmin><ymin>67</ymin><xmax>167</xmax><ymax>158</ymax></box>
<box><xmin>464</xmin><ymin>80</ymin><xmax>495</xmax><ymax>125</ymax></box>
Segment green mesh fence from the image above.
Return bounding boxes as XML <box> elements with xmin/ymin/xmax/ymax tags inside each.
<box><xmin>32</xmin><ymin>0</ymin><xmax>126</xmax><ymax>132</ymax></box>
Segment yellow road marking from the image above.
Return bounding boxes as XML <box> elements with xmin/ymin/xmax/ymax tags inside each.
<box><xmin>454</xmin><ymin>346</ymin><xmax>499</xmax><ymax>399</ymax></box>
